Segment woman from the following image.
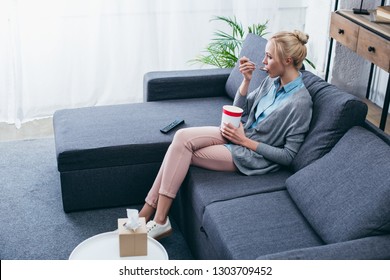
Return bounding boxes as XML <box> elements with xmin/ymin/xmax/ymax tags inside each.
<box><xmin>139</xmin><ymin>30</ymin><xmax>313</xmax><ymax>240</ymax></box>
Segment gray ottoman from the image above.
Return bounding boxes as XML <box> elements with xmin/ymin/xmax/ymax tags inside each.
<box><xmin>53</xmin><ymin>96</ymin><xmax>230</xmax><ymax>212</ymax></box>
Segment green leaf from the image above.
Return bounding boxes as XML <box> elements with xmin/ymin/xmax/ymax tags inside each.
<box><xmin>247</xmin><ymin>20</ymin><xmax>269</xmax><ymax>37</ymax></box>
<box><xmin>211</xmin><ymin>16</ymin><xmax>244</xmax><ymax>39</ymax></box>
<box><xmin>190</xmin><ymin>16</ymin><xmax>269</xmax><ymax>68</ymax></box>
<box><xmin>304</xmin><ymin>58</ymin><xmax>316</xmax><ymax>69</ymax></box>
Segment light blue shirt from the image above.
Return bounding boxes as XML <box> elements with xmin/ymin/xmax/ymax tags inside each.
<box><xmin>251</xmin><ymin>73</ymin><xmax>304</xmax><ymax>129</ymax></box>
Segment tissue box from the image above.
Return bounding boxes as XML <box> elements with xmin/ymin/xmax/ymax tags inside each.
<box><xmin>118</xmin><ymin>217</ymin><xmax>147</xmax><ymax>257</ymax></box>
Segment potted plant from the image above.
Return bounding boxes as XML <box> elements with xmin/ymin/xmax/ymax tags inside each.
<box><xmin>192</xmin><ymin>16</ymin><xmax>315</xmax><ymax>69</ymax></box>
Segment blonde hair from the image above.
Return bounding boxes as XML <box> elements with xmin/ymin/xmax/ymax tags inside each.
<box><xmin>270</xmin><ymin>30</ymin><xmax>309</xmax><ymax>70</ymax></box>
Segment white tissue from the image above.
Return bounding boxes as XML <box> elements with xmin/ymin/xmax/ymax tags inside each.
<box><xmin>124</xmin><ymin>209</ymin><xmax>140</xmax><ymax>231</ymax></box>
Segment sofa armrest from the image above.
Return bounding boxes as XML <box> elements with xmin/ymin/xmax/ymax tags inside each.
<box><xmin>143</xmin><ymin>68</ymin><xmax>232</xmax><ymax>102</ymax></box>
<box><xmin>256</xmin><ymin>235</ymin><xmax>390</xmax><ymax>260</ymax></box>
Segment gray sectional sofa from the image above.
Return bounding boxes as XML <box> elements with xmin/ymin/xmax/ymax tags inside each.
<box><xmin>53</xmin><ymin>34</ymin><xmax>390</xmax><ymax>259</ymax></box>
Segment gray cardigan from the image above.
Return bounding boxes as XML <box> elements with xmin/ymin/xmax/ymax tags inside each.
<box><xmin>232</xmin><ymin>76</ymin><xmax>313</xmax><ymax>175</ymax></box>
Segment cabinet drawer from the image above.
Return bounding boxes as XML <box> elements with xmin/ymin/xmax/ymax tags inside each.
<box><xmin>330</xmin><ymin>12</ymin><xmax>359</xmax><ymax>51</ymax></box>
<box><xmin>357</xmin><ymin>28</ymin><xmax>390</xmax><ymax>72</ymax></box>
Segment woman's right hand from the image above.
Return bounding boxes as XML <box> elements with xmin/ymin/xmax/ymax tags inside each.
<box><xmin>239</xmin><ymin>56</ymin><xmax>256</xmax><ymax>81</ymax></box>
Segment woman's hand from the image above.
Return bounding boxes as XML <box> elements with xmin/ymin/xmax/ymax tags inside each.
<box><xmin>238</xmin><ymin>56</ymin><xmax>256</xmax><ymax>96</ymax></box>
<box><xmin>221</xmin><ymin>122</ymin><xmax>259</xmax><ymax>151</ymax></box>
<box><xmin>239</xmin><ymin>56</ymin><xmax>256</xmax><ymax>82</ymax></box>
<box><xmin>221</xmin><ymin>122</ymin><xmax>246</xmax><ymax>145</ymax></box>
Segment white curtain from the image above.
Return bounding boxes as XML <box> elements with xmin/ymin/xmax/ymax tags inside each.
<box><xmin>1</xmin><ymin>0</ymin><xmax>319</xmax><ymax>127</ymax></box>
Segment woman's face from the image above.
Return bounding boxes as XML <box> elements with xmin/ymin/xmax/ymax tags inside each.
<box><xmin>262</xmin><ymin>40</ymin><xmax>285</xmax><ymax>78</ymax></box>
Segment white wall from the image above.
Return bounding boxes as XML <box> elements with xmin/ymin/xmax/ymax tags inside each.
<box><xmin>0</xmin><ymin>0</ymin><xmax>339</xmax><ymax>126</ymax></box>
<box><xmin>303</xmin><ymin>0</ymin><xmax>333</xmax><ymax>76</ymax></box>
<box><xmin>1</xmin><ymin>0</ymin><xmax>315</xmax><ymax>126</ymax></box>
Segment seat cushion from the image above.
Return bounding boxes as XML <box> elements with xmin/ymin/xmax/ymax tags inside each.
<box><xmin>225</xmin><ymin>33</ymin><xmax>268</xmax><ymax>99</ymax></box>
<box><xmin>287</xmin><ymin>126</ymin><xmax>390</xmax><ymax>244</ymax></box>
<box><xmin>202</xmin><ymin>190</ymin><xmax>324</xmax><ymax>259</ymax></box>
<box><xmin>184</xmin><ymin>167</ymin><xmax>292</xmax><ymax>222</ymax></box>
<box><xmin>291</xmin><ymin>71</ymin><xmax>368</xmax><ymax>171</ymax></box>
<box><xmin>53</xmin><ymin>96</ymin><xmax>231</xmax><ymax>172</ymax></box>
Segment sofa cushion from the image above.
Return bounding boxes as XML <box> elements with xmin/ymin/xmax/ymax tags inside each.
<box><xmin>287</xmin><ymin>126</ymin><xmax>390</xmax><ymax>244</ymax></box>
<box><xmin>291</xmin><ymin>71</ymin><xmax>368</xmax><ymax>171</ymax></box>
<box><xmin>202</xmin><ymin>190</ymin><xmax>323</xmax><ymax>259</ymax></box>
<box><xmin>257</xmin><ymin>235</ymin><xmax>390</xmax><ymax>260</ymax></box>
<box><xmin>225</xmin><ymin>33</ymin><xmax>268</xmax><ymax>99</ymax></box>
<box><xmin>54</xmin><ymin>96</ymin><xmax>231</xmax><ymax>172</ymax></box>
<box><xmin>184</xmin><ymin>167</ymin><xmax>292</xmax><ymax>222</ymax></box>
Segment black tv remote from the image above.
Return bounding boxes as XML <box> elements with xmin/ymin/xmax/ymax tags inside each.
<box><xmin>160</xmin><ymin>119</ymin><xmax>185</xmax><ymax>134</ymax></box>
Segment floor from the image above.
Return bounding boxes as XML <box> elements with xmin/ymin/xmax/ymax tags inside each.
<box><xmin>0</xmin><ymin>117</ymin><xmax>54</xmax><ymax>142</ymax></box>
<box><xmin>0</xmin><ymin>100</ymin><xmax>389</xmax><ymax>142</ymax></box>
<box><xmin>363</xmin><ymin>99</ymin><xmax>390</xmax><ymax>135</ymax></box>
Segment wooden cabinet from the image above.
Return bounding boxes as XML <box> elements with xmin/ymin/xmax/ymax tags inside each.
<box><xmin>330</xmin><ymin>11</ymin><xmax>390</xmax><ymax>72</ymax></box>
<box><xmin>328</xmin><ymin>10</ymin><xmax>390</xmax><ymax>131</ymax></box>
<box><xmin>330</xmin><ymin>13</ymin><xmax>359</xmax><ymax>52</ymax></box>
<box><xmin>356</xmin><ymin>28</ymin><xmax>389</xmax><ymax>72</ymax></box>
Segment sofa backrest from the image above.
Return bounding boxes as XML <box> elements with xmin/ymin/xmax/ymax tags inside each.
<box><xmin>291</xmin><ymin>71</ymin><xmax>368</xmax><ymax>171</ymax></box>
<box><xmin>286</xmin><ymin>126</ymin><xmax>390</xmax><ymax>244</ymax></box>
<box><xmin>225</xmin><ymin>33</ymin><xmax>368</xmax><ymax>172</ymax></box>
<box><xmin>225</xmin><ymin>33</ymin><xmax>268</xmax><ymax>99</ymax></box>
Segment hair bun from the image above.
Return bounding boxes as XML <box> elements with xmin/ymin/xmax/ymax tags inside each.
<box><xmin>293</xmin><ymin>30</ymin><xmax>309</xmax><ymax>45</ymax></box>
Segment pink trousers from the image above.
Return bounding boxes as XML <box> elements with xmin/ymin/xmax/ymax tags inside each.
<box><xmin>145</xmin><ymin>126</ymin><xmax>237</xmax><ymax>208</ymax></box>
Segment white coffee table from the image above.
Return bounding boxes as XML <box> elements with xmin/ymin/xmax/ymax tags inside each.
<box><xmin>69</xmin><ymin>231</ymin><xmax>168</xmax><ymax>260</ymax></box>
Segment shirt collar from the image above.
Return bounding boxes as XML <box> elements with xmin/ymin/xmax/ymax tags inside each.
<box><xmin>274</xmin><ymin>72</ymin><xmax>303</xmax><ymax>94</ymax></box>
